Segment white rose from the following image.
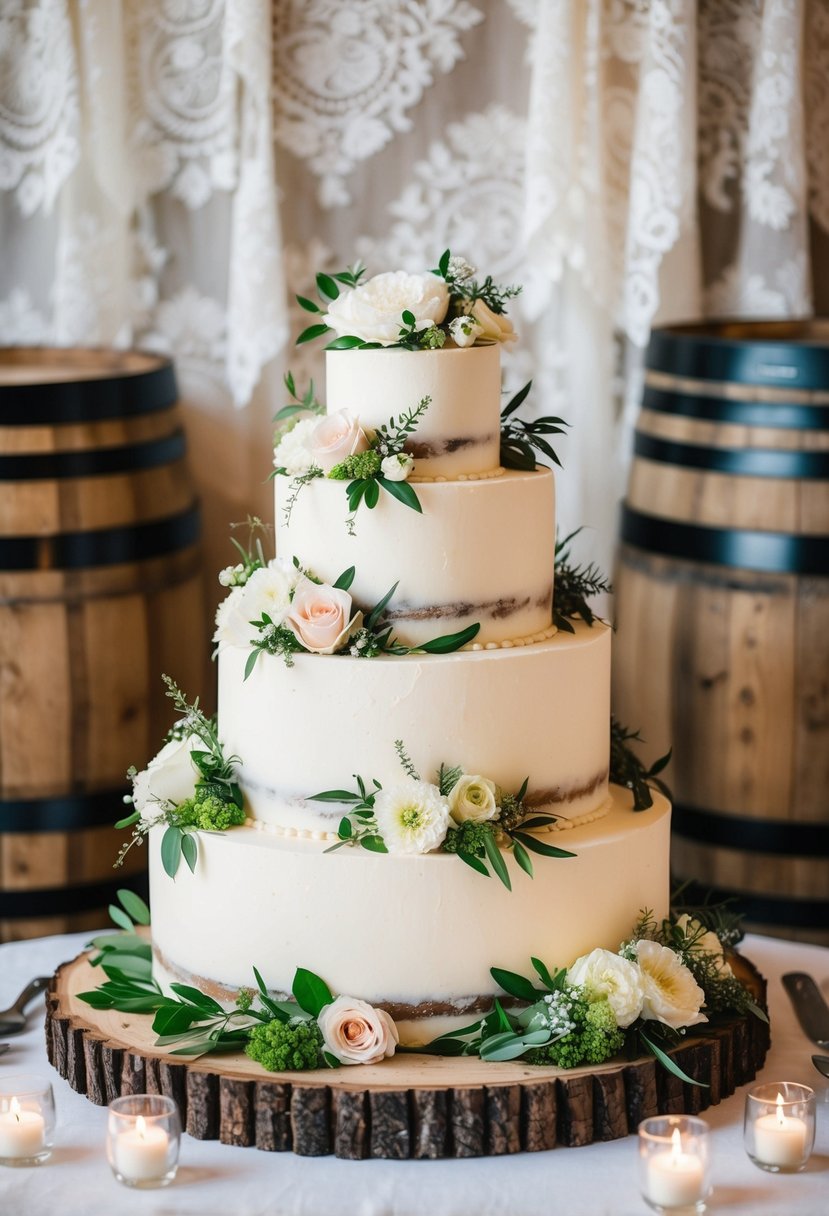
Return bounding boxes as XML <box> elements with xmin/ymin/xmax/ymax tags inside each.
<box><xmin>311</xmin><ymin>410</ymin><xmax>369</xmax><ymax>474</ymax></box>
<box><xmin>380</xmin><ymin>452</ymin><xmax>414</xmax><ymax>482</ymax></box>
<box><xmin>287</xmin><ymin>575</ymin><xmax>362</xmax><ymax>654</ymax></box>
<box><xmin>636</xmin><ymin>940</ymin><xmax>708</xmax><ymax>1031</ymax></box>
<box><xmin>317</xmin><ymin>995</ymin><xmax>399</xmax><ymax>1065</ymax></box>
<box><xmin>567</xmin><ymin>948</ymin><xmax>644</xmax><ymax>1028</ymax></box>
<box><xmin>448</xmin><ymin>775</ymin><xmax>498</xmax><ymax>825</ymax></box>
<box><xmin>214</xmin><ymin>560</ymin><xmax>296</xmax><ymax>648</ymax></box>
<box><xmin>132</xmin><ymin>734</ymin><xmax>201</xmax><ymax>815</ymax></box>
<box><xmin>448</xmin><ymin>314</ymin><xmax>483</xmax><ymax>348</ymax></box>
<box><xmin>274</xmin><ymin>417</ymin><xmax>319</xmax><ymax>475</ymax></box>
<box><xmin>468</xmin><ymin>298</ymin><xmax>517</xmax><ymax>345</ymax></box>
<box><xmin>323</xmin><ymin>271</ymin><xmax>449</xmax><ymax>345</ymax></box>
<box><xmin>674</xmin><ymin>915</ymin><xmax>733</xmax><ymax>978</ymax></box>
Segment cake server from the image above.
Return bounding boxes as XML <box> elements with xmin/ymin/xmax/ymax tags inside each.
<box><xmin>0</xmin><ymin>976</ymin><xmax>50</xmax><ymax>1035</ymax></box>
<box><xmin>782</xmin><ymin>972</ymin><xmax>829</xmax><ymax>1050</ymax></box>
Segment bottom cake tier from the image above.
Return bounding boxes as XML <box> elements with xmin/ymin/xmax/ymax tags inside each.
<box><xmin>149</xmin><ymin>785</ymin><xmax>671</xmax><ymax>1041</ymax></box>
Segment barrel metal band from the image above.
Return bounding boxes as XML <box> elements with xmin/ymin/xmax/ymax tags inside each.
<box><xmin>646</xmin><ymin>328</ymin><xmax>829</xmax><ymax>389</ymax></box>
<box><xmin>0</xmin><ymin>359</ymin><xmax>177</xmax><ymax>425</ymax></box>
<box><xmin>642</xmin><ymin>385</ymin><xmax>829</xmax><ymax>429</ymax></box>
<box><xmin>0</xmin><ymin>429</ymin><xmax>186</xmax><ymax>481</ymax></box>
<box><xmin>0</xmin><ymin>874</ymin><xmax>148</xmax><ymax>920</ymax></box>
<box><xmin>0</xmin><ymin>790</ymin><xmax>127</xmax><ymax>833</ymax></box>
<box><xmin>674</xmin><ymin>879</ymin><xmax>829</xmax><ymax>931</ymax></box>
<box><xmin>0</xmin><ymin>502</ymin><xmax>201</xmax><ymax>571</ymax></box>
<box><xmin>633</xmin><ymin>430</ymin><xmax>829</xmax><ymax>479</ymax></box>
<box><xmin>620</xmin><ymin>503</ymin><xmax>829</xmax><ymax>576</ymax></box>
<box><xmin>672</xmin><ymin>802</ymin><xmax>829</xmax><ymax>858</ymax></box>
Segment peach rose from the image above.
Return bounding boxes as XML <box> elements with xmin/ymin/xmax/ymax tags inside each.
<box><xmin>468</xmin><ymin>298</ymin><xmax>517</xmax><ymax>344</ymax></box>
<box><xmin>310</xmin><ymin>410</ymin><xmax>369</xmax><ymax>473</ymax></box>
<box><xmin>286</xmin><ymin>576</ymin><xmax>361</xmax><ymax>654</ymax></box>
<box><xmin>317</xmin><ymin>995</ymin><xmax>399</xmax><ymax>1065</ymax></box>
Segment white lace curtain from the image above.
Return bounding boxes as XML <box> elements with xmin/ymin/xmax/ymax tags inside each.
<box><xmin>2</xmin><ymin>0</ymin><xmax>828</xmax><ymax>588</ymax></box>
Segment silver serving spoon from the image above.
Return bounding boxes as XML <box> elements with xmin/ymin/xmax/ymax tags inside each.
<box><xmin>813</xmin><ymin>1055</ymin><xmax>829</xmax><ymax>1079</ymax></box>
<box><xmin>0</xmin><ymin>977</ymin><xmax>50</xmax><ymax>1035</ymax></box>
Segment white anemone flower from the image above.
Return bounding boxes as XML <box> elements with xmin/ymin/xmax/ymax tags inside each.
<box><xmin>373</xmin><ymin>779</ymin><xmax>451</xmax><ymax>854</ymax></box>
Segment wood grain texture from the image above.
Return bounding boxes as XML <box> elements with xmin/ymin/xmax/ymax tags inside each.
<box><xmin>45</xmin><ymin>948</ymin><xmax>770</xmax><ymax>1159</ymax></box>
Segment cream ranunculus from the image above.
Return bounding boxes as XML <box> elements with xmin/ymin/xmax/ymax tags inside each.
<box><xmin>448</xmin><ymin>774</ymin><xmax>498</xmax><ymax>825</ymax></box>
<box><xmin>317</xmin><ymin>995</ymin><xmax>399</xmax><ymax>1065</ymax></box>
<box><xmin>287</xmin><ymin>575</ymin><xmax>361</xmax><ymax>654</ymax></box>
<box><xmin>635</xmin><ymin>939</ymin><xmax>709</xmax><ymax>1031</ymax></box>
<box><xmin>674</xmin><ymin>915</ymin><xmax>733</xmax><ymax>978</ymax></box>
<box><xmin>310</xmin><ymin>410</ymin><xmax>369</xmax><ymax>474</ymax></box>
<box><xmin>448</xmin><ymin>314</ymin><xmax>483</xmax><ymax>348</ymax></box>
<box><xmin>380</xmin><ymin>452</ymin><xmax>414</xmax><ymax>482</ymax></box>
<box><xmin>566</xmin><ymin>948</ymin><xmax>644</xmax><ymax>1028</ymax></box>
<box><xmin>274</xmin><ymin>416</ymin><xmax>319</xmax><ymax>476</ymax></box>
<box><xmin>132</xmin><ymin>734</ymin><xmax>201</xmax><ymax>815</ymax></box>
<box><xmin>468</xmin><ymin>298</ymin><xmax>518</xmax><ymax>345</ymax></box>
<box><xmin>373</xmin><ymin>778</ymin><xmax>451</xmax><ymax>854</ymax></box>
<box><xmin>323</xmin><ymin>271</ymin><xmax>449</xmax><ymax>345</ymax></box>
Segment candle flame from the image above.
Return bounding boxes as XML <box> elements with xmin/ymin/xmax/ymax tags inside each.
<box><xmin>136</xmin><ymin>1115</ymin><xmax>147</xmax><ymax>1140</ymax></box>
<box><xmin>775</xmin><ymin>1092</ymin><xmax>785</xmax><ymax>1126</ymax></box>
<box><xmin>10</xmin><ymin>1096</ymin><xmax>20</xmax><ymax>1122</ymax></box>
<box><xmin>670</xmin><ymin>1126</ymin><xmax>683</xmax><ymax>1162</ymax></box>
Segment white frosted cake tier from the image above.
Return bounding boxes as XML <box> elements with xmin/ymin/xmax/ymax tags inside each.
<box><xmin>149</xmin><ymin>787</ymin><xmax>671</xmax><ymax>1041</ymax></box>
<box><xmin>326</xmin><ymin>343</ymin><xmax>501</xmax><ymax>477</ymax></box>
<box><xmin>275</xmin><ymin>466</ymin><xmax>555</xmax><ymax>648</ymax></box>
<box><xmin>218</xmin><ymin>620</ymin><xmax>611</xmax><ymax>836</ymax></box>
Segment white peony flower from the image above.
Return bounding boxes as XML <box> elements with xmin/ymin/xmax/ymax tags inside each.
<box><xmin>448</xmin><ymin>314</ymin><xmax>484</xmax><ymax>348</ymax></box>
<box><xmin>468</xmin><ymin>298</ymin><xmax>518</xmax><ymax>345</ymax></box>
<box><xmin>373</xmin><ymin>778</ymin><xmax>451</xmax><ymax>854</ymax></box>
<box><xmin>132</xmin><ymin>734</ymin><xmax>201</xmax><ymax>815</ymax></box>
<box><xmin>674</xmin><ymin>915</ymin><xmax>733</xmax><ymax>978</ymax></box>
<box><xmin>324</xmin><ymin>271</ymin><xmax>449</xmax><ymax>345</ymax></box>
<box><xmin>566</xmin><ymin>948</ymin><xmax>644</xmax><ymax>1028</ymax></box>
<box><xmin>213</xmin><ymin>560</ymin><xmax>298</xmax><ymax>648</ymax></box>
<box><xmin>380</xmin><ymin>452</ymin><xmax>414</xmax><ymax>482</ymax></box>
<box><xmin>448</xmin><ymin>775</ymin><xmax>498</xmax><ymax>825</ymax></box>
<box><xmin>317</xmin><ymin>995</ymin><xmax>399</xmax><ymax>1065</ymax></box>
<box><xmin>274</xmin><ymin>417</ymin><xmax>319</xmax><ymax>475</ymax></box>
<box><xmin>311</xmin><ymin>409</ymin><xmax>369</xmax><ymax>474</ymax></box>
<box><xmin>286</xmin><ymin>575</ymin><xmax>362</xmax><ymax>654</ymax></box>
<box><xmin>635</xmin><ymin>939</ymin><xmax>708</xmax><ymax>1031</ymax></box>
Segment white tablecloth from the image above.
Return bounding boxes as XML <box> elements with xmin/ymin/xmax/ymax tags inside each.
<box><xmin>0</xmin><ymin>931</ymin><xmax>827</xmax><ymax>1216</ymax></box>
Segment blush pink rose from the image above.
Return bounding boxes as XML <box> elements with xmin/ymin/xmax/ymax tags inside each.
<box><xmin>317</xmin><ymin>995</ymin><xmax>399</xmax><ymax>1065</ymax></box>
<box><xmin>287</xmin><ymin>576</ymin><xmax>361</xmax><ymax>654</ymax></box>
<box><xmin>310</xmin><ymin>410</ymin><xmax>369</xmax><ymax>473</ymax></box>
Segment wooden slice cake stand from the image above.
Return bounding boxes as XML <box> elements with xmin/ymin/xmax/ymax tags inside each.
<box><xmin>46</xmin><ymin>949</ymin><xmax>770</xmax><ymax>1160</ymax></box>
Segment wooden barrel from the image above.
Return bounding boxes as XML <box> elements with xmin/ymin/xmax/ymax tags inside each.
<box><xmin>612</xmin><ymin>320</ymin><xmax>829</xmax><ymax>944</ymax></box>
<box><xmin>0</xmin><ymin>348</ymin><xmax>206</xmax><ymax>942</ymax></box>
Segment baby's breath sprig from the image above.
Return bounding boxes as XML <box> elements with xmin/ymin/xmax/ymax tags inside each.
<box><xmin>218</xmin><ymin>517</ymin><xmax>271</xmax><ymax>588</ymax></box>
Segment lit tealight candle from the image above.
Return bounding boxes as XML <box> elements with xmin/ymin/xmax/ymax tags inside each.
<box><xmin>0</xmin><ymin>1097</ymin><xmax>46</xmax><ymax>1160</ymax></box>
<box><xmin>114</xmin><ymin>1115</ymin><xmax>170</xmax><ymax>1181</ymax></box>
<box><xmin>646</xmin><ymin>1127</ymin><xmax>705</xmax><ymax>1209</ymax></box>
<box><xmin>753</xmin><ymin>1093</ymin><xmax>808</xmax><ymax>1168</ymax></box>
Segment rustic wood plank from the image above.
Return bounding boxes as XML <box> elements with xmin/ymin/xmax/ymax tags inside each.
<box><xmin>623</xmin><ymin>1058</ymin><xmax>659</xmax><ymax>1127</ymax></box>
<box><xmin>593</xmin><ymin>1071</ymin><xmax>629</xmax><ymax>1141</ymax></box>
<box><xmin>121</xmin><ymin>1051</ymin><xmax>146</xmax><ymax>1096</ymax></box>
<box><xmin>412</xmin><ymin>1088</ymin><xmax>449</xmax><ymax>1159</ymax></box>
<box><xmin>486</xmin><ymin>1085</ymin><xmax>521</xmax><ymax>1155</ymax></box>
<box><xmin>557</xmin><ymin>1074</ymin><xmax>593</xmax><ymax>1147</ymax></box>
<box><xmin>101</xmin><ymin>1044</ymin><xmax>124</xmax><ymax>1104</ymax></box>
<box><xmin>82</xmin><ymin>1036</ymin><xmax>106</xmax><ymax>1106</ymax></box>
<box><xmin>332</xmin><ymin>1089</ymin><xmax>368</xmax><ymax>1160</ymax></box>
<box><xmin>66</xmin><ymin>1025</ymin><xmax>87</xmax><ymax>1094</ymax></box>
<box><xmin>450</xmin><ymin>1087</ymin><xmax>486</xmax><ymax>1157</ymax></box>
<box><xmin>370</xmin><ymin>1090</ymin><xmax>411</xmax><ymax>1159</ymax></box>
<box><xmin>219</xmin><ymin>1077</ymin><xmax>255</xmax><ymax>1147</ymax></box>
<box><xmin>291</xmin><ymin>1086</ymin><xmax>331</xmax><ymax>1157</ymax></box>
<box><xmin>186</xmin><ymin>1071</ymin><xmax>218</xmax><ymax>1140</ymax></box>
<box><xmin>521</xmin><ymin>1081</ymin><xmax>557</xmax><ymax>1151</ymax></box>
<box><xmin>255</xmin><ymin>1080</ymin><xmax>292</xmax><ymax>1153</ymax></box>
<box><xmin>158</xmin><ymin>1060</ymin><xmax>188</xmax><ymax>1126</ymax></box>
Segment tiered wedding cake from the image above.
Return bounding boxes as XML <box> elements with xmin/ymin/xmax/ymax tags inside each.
<box><xmin>143</xmin><ymin>263</ymin><xmax>671</xmax><ymax>1043</ymax></box>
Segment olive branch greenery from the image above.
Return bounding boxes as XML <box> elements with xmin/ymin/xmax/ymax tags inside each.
<box><xmin>499</xmin><ymin>381</ymin><xmax>569</xmax><ymax>472</ymax></box>
<box><xmin>312</xmin><ymin>743</ymin><xmax>574</xmax><ymax>890</ymax></box>
<box><xmin>115</xmin><ymin>676</ymin><xmax>244</xmax><ymax>880</ymax></box>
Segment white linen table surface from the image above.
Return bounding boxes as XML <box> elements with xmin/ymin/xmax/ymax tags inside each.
<box><xmin>0</xmin><ymin>931</ymin><xmax>827</xmax><ymax>1216</ymax></box>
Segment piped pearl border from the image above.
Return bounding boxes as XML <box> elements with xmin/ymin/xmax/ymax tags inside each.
<box><xmin>409</xmin><ymin>466</ymin><xmax>506</xmax><ymax>484</ymax></box>
<box><xmin>465</xmin><ymin>623</ymin><xmax>558</xmax><ymax>652</ymax></box>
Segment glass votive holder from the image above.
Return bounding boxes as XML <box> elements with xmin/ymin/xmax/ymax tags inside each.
<box><xmin>638</xmin><ymin>1115</ymin><xmax>711</xmax><ymax>1215</ymax></box>
<box><xmin>106</xmin><ymin>1094</ymin><xmax>181</xmax><ymax>1188</ymax></box>
<box><xmin>743</xmin><ymin>1081</ymin><xmax>816</xmax><ymax>1173</ymax></box>
<box><xmin>0</xmin><ymin>1074</ymin><xmax>56</xmax><ymax>1166</ymax></box>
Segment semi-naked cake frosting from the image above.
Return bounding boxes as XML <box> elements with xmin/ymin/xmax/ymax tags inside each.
<box><xmin>148</xmin><ymin>334</ymin><xmax>672</xmax><ymax>1041</ymax></box>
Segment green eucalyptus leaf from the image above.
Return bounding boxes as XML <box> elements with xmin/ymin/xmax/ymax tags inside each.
<box><xmin>181</xmin><ymin>833</ymin><xmax>198</xmax><ymax>874</ymax></box>
<box><xmin>292</xmin><ymin>967</ymin><xmax>334</xmax><ymax>1017</ymax></box>
<box><xmin>117</xmin><ymin>888</ymin><xmax>151</xmax><ymax>925</ymax></box>
<box><xmin>483</xmin><ymin>830</ymin><xmax>511</xmax><ymax>891</ymax></box>
<box><xmin>296</xmin><ymin>323</ymin><xmax>331</xmax><ymax>346</ymax></box>
<box><xmin>490</xmin><ymin>967</ymin><xmax>539</xmax><ymax>1002</ymax></box>
<box><xmin>307</xmin><ymin>789</ymin><xmax>361</xmax><ymax>803</ymax></box>
<box><xmin>297</xmin><ymin>295</ymin><xmax>322</xmax><ymax>314</ymax></box>
<box><xmin>416</xmin><ymin>623</ymin><xmax>480</xmax><ymax>654</ymax></box>
<box><xmin>366</xmin><ymin>582</ymin><xmax>399</xmax><ymax>631</ymax></box>
<box><xmin>364</xmin><ymin>478</ymin><xmax>380</xmax><ymax>509</ymax></box>
<box><xmin>244</xmin><ymin>649</ymin><xmax>261</xmax><ymax>681</ymax></box>
<box><xmin>160</xmin><ymin>825</ymin><xmax>183</xmax><ymax>878</ymax></box>
<box><xmin>326</xmin><ymin>335</ymin><xmax>367</xmax><ymax>350</ymax></box>
<box><xmin>107</xmin><ymin>904</ymin><xmax>134</xmax><ymax>932</ymax></box>
<box><xmin>512</xmin><ymin>839</ymin><xmax>534</xmax><ymax>879</ymax></box>
<box><xmin>333</xmin><ymin>565</ymin><xmax>356</xmax><ymax>591</ymax></box>
<box><xmin>530</xmin><ymin>957</ymin><xmax>562</xmax><ymax>992</ymax></box>
<box><xmin>641</xmin><ymin>1033</ymin><xmax>707</xmax><ymax>1087</ymax></box>
<box><xmin>511</xmin><ymin>831</ymin><xmax>576</xmax><ymax>860</ymax></box>
<box><xmin>378</xmin><ymin>476</ymin><xmax>422</xmax><ymax>513</ymax></box>
<box><xmin>457</xmin><ymin>850</ymin><xmax>489</xmax><ymax>877</ymax></box>
<box><xmin>316</xmin><ymin>272</ymin><xmax>339</xmax><ymax>300</ymax></box>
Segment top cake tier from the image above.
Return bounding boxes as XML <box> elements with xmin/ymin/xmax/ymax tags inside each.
<box><xmin>326</xmin><ymin>343</ymin><xmax>501</xmax><ymax>478</ymax></box>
